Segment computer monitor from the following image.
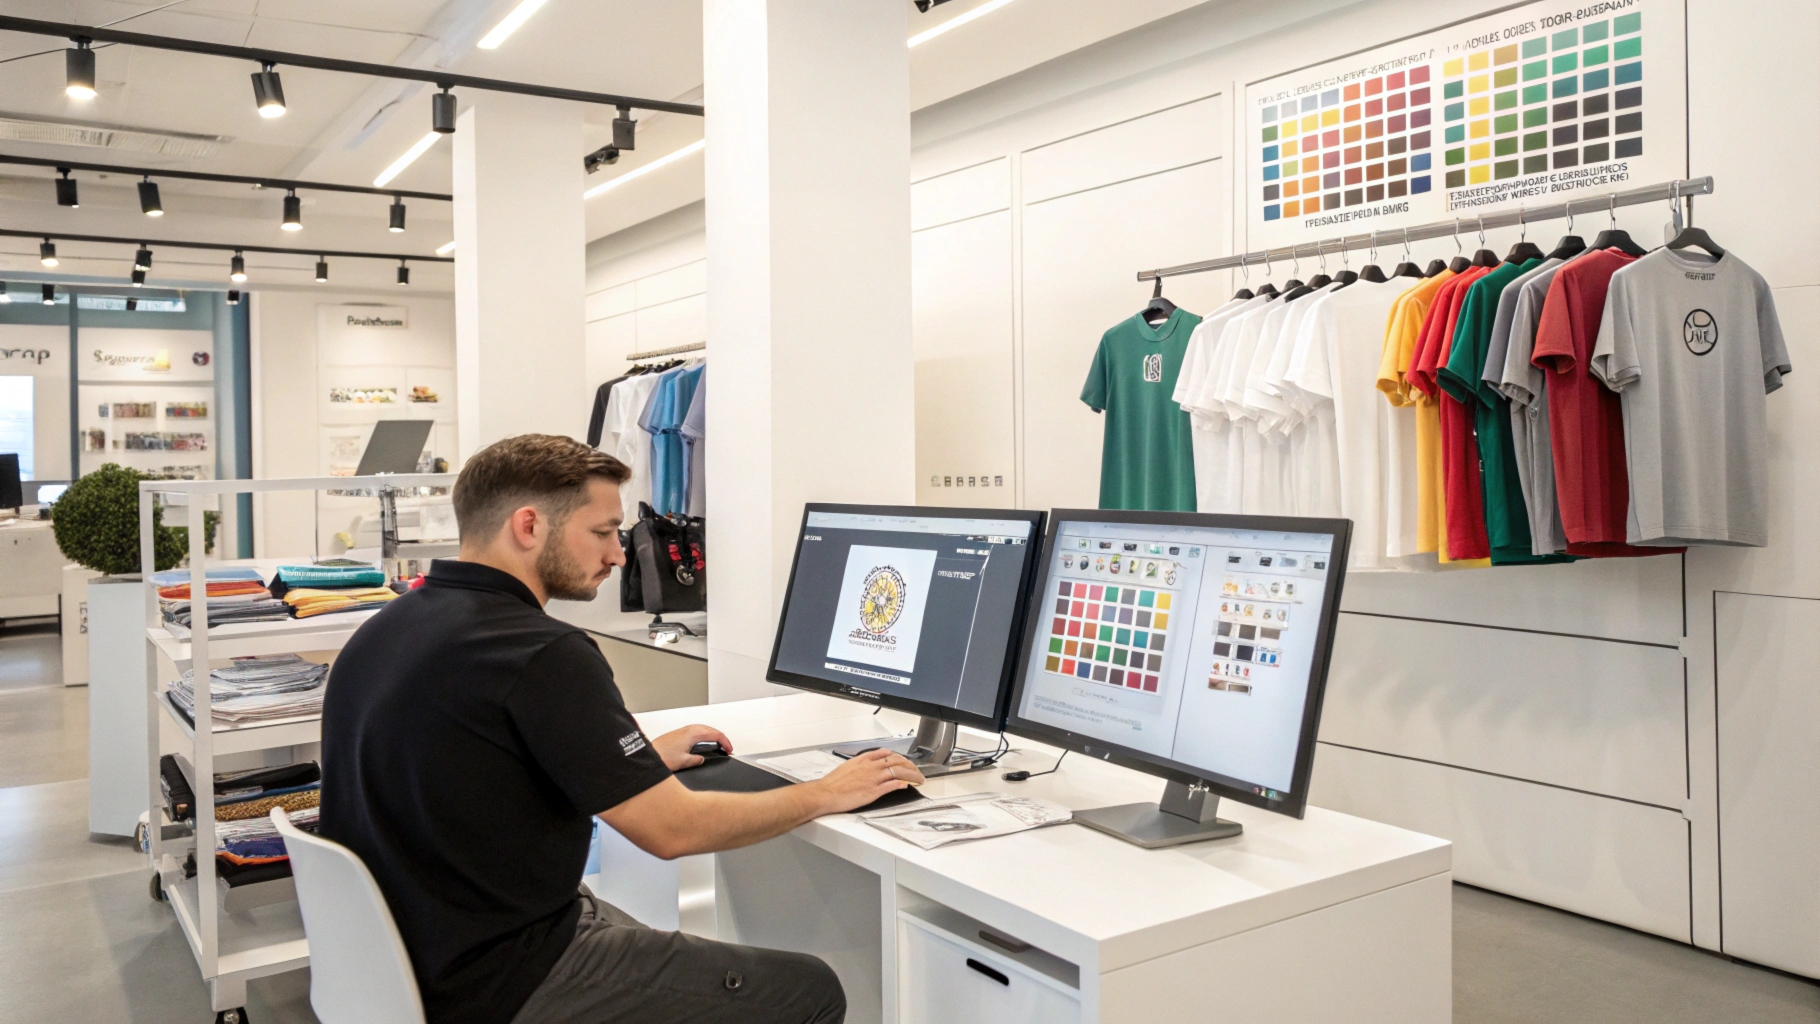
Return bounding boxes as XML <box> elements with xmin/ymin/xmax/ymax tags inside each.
<box><xmin>766</xmin><ymin>504</ymin><xmax>1046</xmax><ymax>774</ymax></box>
<box><xmin>0</xmin><ymin>454</ymin><xmax>21</xmax><ymax>511</ymax></box>
<box><xmin>354</xmin><ymin>419</ymin><xmax>434</xmax><ymax>477</ymax></box>
<box><xmin>1005</xmin><ymin>509</ymin><xmax>1351</xmax><ymax>848</ymax></box>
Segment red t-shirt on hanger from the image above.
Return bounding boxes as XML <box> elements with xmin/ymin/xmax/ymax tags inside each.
<box><xmin>1531</xmin><ymin>249</ymin><xmax>1683</xmax><ymax>557</ymax></box>
<box><xmin>1417</xmin><ymin>265</ymin><xmax>1492</xmax><ymax>560</ymax></box>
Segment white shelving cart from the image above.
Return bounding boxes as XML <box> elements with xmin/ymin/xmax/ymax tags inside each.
<box><xmin>139</xmin><ymin>475</ymin><xmax>453</xmax><ymax>1023</ymax></box>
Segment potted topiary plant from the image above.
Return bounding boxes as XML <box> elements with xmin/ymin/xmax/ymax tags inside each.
<box><xmin>51</xmin><ymin>463</ymin><xmax>187</xmax><ymax>576</ymax></box>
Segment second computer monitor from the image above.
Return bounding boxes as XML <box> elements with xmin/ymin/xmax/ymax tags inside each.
<box><xmin>766</xmin><ymin>504</ymin><xmax>1045</xmax><ymax>731</ymax></box>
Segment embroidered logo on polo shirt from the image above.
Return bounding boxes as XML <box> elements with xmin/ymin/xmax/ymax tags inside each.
<box><xmin>1684</xmin><ymin>309</ymin><xmax>1718</xmax><ymax>356</ymax></box>
<box><xmin>618</xmin><ymin>731</ymin><xmax>648</xmax><ymax>757</ymax></box>
<box><xmin>1142</xmin><ymin>353</ymin><xmax>1163</xmax><ymax>382</ymax></box>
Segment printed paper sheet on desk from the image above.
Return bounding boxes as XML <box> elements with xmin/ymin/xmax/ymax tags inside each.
<box><xmin>859</xmin><ymin>792</ymin><xmax>1072</xmax><ymax>850</ymax></box>
<box><xmin>754</xmin><ymin>749</ymin><xmax>847</xmax><ymax>782</ymax></box>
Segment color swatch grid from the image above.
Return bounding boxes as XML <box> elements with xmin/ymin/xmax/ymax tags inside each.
<box><xmin>1261</xmin><ymin>66</ymin><xmax>1434</xmax><ymax>222</ymax></box>
<box><xmin>1043</xmin><ymin>581</ymin><xmax>1174</xmax><ymax>693</ymax></box>
<box><xmin>1441</xmin><ymin>12</ymin><xmax>1642</xmax><ymax>187</ymax></box>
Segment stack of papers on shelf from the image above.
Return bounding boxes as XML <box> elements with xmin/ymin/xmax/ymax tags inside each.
<box><xmin>167</xmin><ymin>654</ymin><xmax>328</xmax><ymax>725</ymax></box>
<box><xmin>858</xmin><ymin>792</ymin><xmax>1072</xmax><ymax>850</ymax></box>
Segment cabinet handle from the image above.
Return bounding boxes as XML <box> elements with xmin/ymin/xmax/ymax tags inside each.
<box><xmin>966</xmin><ymin>958</ymin><xmax>1010</xmax><ymax>986</ymax></box>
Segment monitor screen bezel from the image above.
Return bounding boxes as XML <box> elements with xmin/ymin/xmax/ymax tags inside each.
<box><xmin>1004</xmin><ymin>508</ymin><xmax>1351</xmax><ymax>819</ymax></box>
<box><xmin>765</xmin><ymin>502</ymin><xmax>1048</xmax><ymax>732</ymax></box>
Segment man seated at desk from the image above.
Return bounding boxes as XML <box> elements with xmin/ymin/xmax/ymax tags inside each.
<box><xmin>321</xmin><ymin>433</ymin><xmax>923</xmax><ymax>1024</ymax></box>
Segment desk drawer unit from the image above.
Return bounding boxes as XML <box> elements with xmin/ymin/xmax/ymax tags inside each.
<box><xmin>899</xmin><ymin>910</ymin><xmax>1080</xmax><ymax>1024</ymax></box>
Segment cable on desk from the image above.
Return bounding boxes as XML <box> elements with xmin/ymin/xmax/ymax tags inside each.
<box><xmin>1002</xmin><ymin>749</ymin><xmax>1065</xmax><ymax>783</ymax></box>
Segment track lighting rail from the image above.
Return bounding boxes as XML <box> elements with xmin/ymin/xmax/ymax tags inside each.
<box><xmin>0</xmin><ymin>14</ymin><xmax>705</xmax><ymax>116</ymax></box>
<box><xmin>0</xmin><ymin>154</ymin><xmax>451</xmax><ymax>201</ymax></box>
<box><xmin>0</xmin><ymin>228</ymin><xmax>452</xmax><ymax>264</ymax></box>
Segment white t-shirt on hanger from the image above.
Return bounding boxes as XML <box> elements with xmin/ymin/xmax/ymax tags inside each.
<box><xmin>608</xmin><ymin>373</ymin><xmax>663</xmax><ymax>516</ymax></box>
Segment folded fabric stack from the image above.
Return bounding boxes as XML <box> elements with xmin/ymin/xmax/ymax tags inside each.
<box><xmin>270</xmin><ymin>562</ymin><xmax>396</xmax><ymax>618</ymax></box>
<box><xmin>167</xmin><ymin>653</ymin><xmax>328</xmax><ymax>725</ymax></box>
<box><xmin>152</xmin><ymin>567</ymin><xmax>290</xmax><ymax>629</ymax></box>
<box><xmin>159</xmin><ymin>755</ymin><xmax>321</xmax><ymax>823</ymax></box>
<box><xmin>214</xmin><ymin>805</ymin><xmax>320</xmax><ymax>886</ymax></box>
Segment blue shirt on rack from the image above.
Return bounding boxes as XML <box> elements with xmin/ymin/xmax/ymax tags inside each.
<box><xmin>639</xmin><ymin>365</ymin><xmax>703</xmax><ymax>516</ymax></box>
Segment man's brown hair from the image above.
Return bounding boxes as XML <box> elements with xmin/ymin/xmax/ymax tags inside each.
<box><xmin>452</xmin><ymin>433</ymin><xmax>631</xmax><ymax>542</ymax></box>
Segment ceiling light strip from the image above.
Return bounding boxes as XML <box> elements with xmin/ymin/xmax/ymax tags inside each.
<box><xmin>908</xmin><ymin>0</ymin><xmax>1018</xmax><ymax>48</ymax></box>
<box><xmin>374</xmin><ymin>132</ymin><xmax>443</xmax><ymax>189</ymax></box>
<box><xmin>583</xmin><ymin>139</ymin><xmax>704</xmax><ymax>200</ymax></box>
<box><xmin>477</xmin><ymin>0</ymin><xmax>550</xmax><ymax>50</ymax></box>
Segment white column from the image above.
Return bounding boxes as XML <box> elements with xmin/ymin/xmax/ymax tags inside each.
<box><xmin>703</xmin><ymin>0</ymin><xmax>916</xmax><ymax>702</ymax></box>
<box><xmin>453</xmin><ymin>95</ymin><xmax>589</xmax><ymax>458</ymax></box>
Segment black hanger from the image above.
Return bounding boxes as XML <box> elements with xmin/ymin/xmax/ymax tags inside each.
<box><xmin>1232</xmin><ymin>256</ymin><xmax>1255</xmax><ymax>300</ymax></box>
<box><xmin>1506</xmin><ymin>241</ymin><xmax>1545</xmax><ymax>263</ymax></box>
<box><xmin>1256</xmin><ymin>281</ymin><xmax>1280</xmax><ymax>297</ymax></box>
<box><xmin>1354</xmin><ymin>234</ymin><xmax>1386</xmax><ymax>283</ymax></box>
<box><xmin>1142</xmin><ymin>277</ymin><xmax>1178</xmax><ymax>325</ymax></box>
<box><xmin>1666</xmin><ymin>225</ymin><xmax>1723</xmax><ymax>259</ymax></box>
<box><xmin>1590</xmin><ymin>196</ymin><xmax>1646</xmax><ymax>256</ymax></box>
<box><xmin>1424</xmin><ymin>259</ymin><xmax>1449</xmax><ymax>277</ymax></box>
<box><xmin>1335</xmin><ymin>268</ymin><xmax>1361</xmax><ymax>285</ymax></box>
<box><xmin>1547</xmin><ymin>234</ymin><xmax>1586</xmax><ymax>261</ymax></box>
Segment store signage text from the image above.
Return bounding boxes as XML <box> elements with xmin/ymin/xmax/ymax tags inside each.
<box><xmin>0</xmin><ymin>348</ymin><xmax>52</xmax><ymax>364</ymax></box>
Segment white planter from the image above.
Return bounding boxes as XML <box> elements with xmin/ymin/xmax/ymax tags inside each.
<box><xmin>88</xmin><ymin>575</ymin><xmax>150</xmax><ymax>837</ymax></box>
<box><xmin>60</xmin><ymin>565</ymin><xmax>102</xmax><ymax>686</ymax></box>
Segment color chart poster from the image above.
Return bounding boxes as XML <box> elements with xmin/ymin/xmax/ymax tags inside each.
<box><xmin>1243</xmin><ymin>0</ymin><xmax>1685</xmax><ymax>250</ymax></box>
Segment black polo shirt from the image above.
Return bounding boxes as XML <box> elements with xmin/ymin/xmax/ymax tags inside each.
<box><xmin>320</xmin><ymin>559</ymin><xmax>671</xmax><ymax>1024</ymax></box>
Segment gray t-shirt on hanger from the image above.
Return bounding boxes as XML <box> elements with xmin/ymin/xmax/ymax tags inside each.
<box><xmin>1591</xmin><ymin>248</ymin><xmax>1791</xmax><ymax>547</ymax></box>
<box><xmin>1501</xmin><ymin>250</ymin><xmax>1598</xmax><ymax>555</ymax></box>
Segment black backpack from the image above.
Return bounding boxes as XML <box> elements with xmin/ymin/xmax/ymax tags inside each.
<box><xmin>620</xmin><ymin>502</ymin><xmax>706</xmax><ymax>614</ymax></box>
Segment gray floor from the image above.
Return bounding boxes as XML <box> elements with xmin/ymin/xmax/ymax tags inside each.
<box><xmin>1</xmin><ymin>620</ymin><xmax>1815</xmax><ymax>1022</ymax></box>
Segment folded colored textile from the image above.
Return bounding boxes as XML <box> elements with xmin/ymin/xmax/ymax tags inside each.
<box><xmin>168</xmin><ymin>654</ymin><xmax>328</xmax><ymax>723</ymax></box>
<box><xmin>215</xmin><ymin>786</ymin><xmax>320</xmax><ymax>822</ymax></box>
<box><xmin>162</xmin><ymin>599</ymin><xmax>290</xmax><ymax>629</ymax></box>
<box><xmin>215</xmin><ymin>761</ymin><xmax>320</xmax><ymax>800</ymax></box>
<box><xmin>158</xmin><ymin>581</ymin><xmax>271</xmax><ymax>600</ymax></box>
<box><xmin>275</xmin><ymin>564</ymin><xmax>386</xmax><ymax>588</ymax></box>
<box><xmin>283</xmin><ymin>586</ymin><xmax>397</xmax><ymax>618</ymax></box>
<box><xmin>150</xmin><ymin>567</ymin><xmax>262</xmax><ymax>588</ymax></box>
<box><xmin>215</xmin><ymin>806</ymin><xmax>317</xmax><ymax>850</ymax></box>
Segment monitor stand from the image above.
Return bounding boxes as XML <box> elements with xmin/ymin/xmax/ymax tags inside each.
<box><xmin>826</xmin><ymin>716</ymin><xmax>992</xmax><ymax>778</ymax></box>
<box><xmin>1073</xmin><ymin>781</ymin><xmax>1244</xmax><ymax>849</ymax></box>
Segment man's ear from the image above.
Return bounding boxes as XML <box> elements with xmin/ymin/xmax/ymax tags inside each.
<box><xmin>507</xmin><ymin>505</ymin><xmax>543</xmax><ymax>550</ymax></box>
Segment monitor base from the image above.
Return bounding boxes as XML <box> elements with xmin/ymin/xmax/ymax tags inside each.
<box><xmin>1073</xmin><ymin>782</ymin><xmax>1244</xmax><ymax>849</ymax></box>
<box><xmin>828</xmin><ymin>717</ymin><xmax>994</xmax><ymax>778</ymax></box>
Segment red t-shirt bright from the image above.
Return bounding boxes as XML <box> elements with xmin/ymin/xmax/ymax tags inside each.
<box><xmin>1433</xmin><ymin>266</ymin><xmax>1492</xmax><ymax>559</ymax></box>
<box><xmin>1532</xmin><ymin>250</ymin><xmax>1682</xmax><ymax>556</ymax></box>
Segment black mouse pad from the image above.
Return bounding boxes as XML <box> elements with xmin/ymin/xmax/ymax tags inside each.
<box><xmin>676</xmin><ymin>756</ymin><xmax>926</xmax><ymax>814</ymax></box>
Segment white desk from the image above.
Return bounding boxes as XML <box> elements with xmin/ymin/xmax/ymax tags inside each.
<box><xmin>603</xmin><ymin>694</ymin><xmax>1452</xmax><ymax>1024</ymax></box>
<box><xmin>0</xmin><ymin>516</ymin><xmax>63</xmax><ymax>619</ymax></box>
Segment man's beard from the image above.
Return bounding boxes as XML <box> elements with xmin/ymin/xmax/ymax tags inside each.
<box><xmin>536</xmin><ymin>539</ymin><xmax>601</xmax><ymax>602</ymax></box>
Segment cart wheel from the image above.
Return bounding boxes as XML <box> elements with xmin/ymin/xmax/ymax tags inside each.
<box><xmin>150</xmin><ymin>873</ymin><xmax>166</xmax><ymax>903</ymax></box>
<box><xmin>215</xmin><ymin>1009</ymin><xmax>250</xmax><ymax>1024</ymax></box>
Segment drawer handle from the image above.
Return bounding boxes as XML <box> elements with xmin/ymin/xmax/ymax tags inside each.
<box><xmin>966</xmin><ymin>958</ymin><xmax>1010</xmax><ymax>986</ymax></box>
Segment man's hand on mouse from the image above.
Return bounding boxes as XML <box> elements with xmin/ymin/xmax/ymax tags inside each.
<box><xmin>653</xmin><ymin>724</ymin><xmax>733</xmax><ymax>771</ymax></box>
<box><xmin>810</xmin><ymin>749</ymin><xmax>925</xmax><ymax>814</ymax></box>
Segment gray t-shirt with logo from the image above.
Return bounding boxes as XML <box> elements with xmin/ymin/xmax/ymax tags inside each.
<box><xmin>1591</xmin><ymin>249</ymin><xmax>1791</xmax><ymax>547</ymax></box>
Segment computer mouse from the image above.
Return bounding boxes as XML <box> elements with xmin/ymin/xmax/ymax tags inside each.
<box><xmin>690</xmin><ymin>741</ymin><xmax>729</xmax><ymax>759</ymax></box>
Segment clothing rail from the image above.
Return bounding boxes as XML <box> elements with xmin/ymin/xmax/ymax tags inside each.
<box><xmin>626</xmin><ymin>341</ymin><xmax>705</xmax><ymax>360</ymax></box>
<box><xmin>1137</xmin><ymin>175</ymin><xmax>1714</xmax><ymax>281</ymax></box>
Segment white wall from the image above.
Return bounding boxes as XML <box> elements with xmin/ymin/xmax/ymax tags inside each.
<box><xmin>250</xmin><ymin>291</ymin><xmax>456</xmax><ymax>558</ymax></box>
<box><xmin>584</xmin><ymin>201</ymin><xmax>708</xmax><ymax>386</ymax></box>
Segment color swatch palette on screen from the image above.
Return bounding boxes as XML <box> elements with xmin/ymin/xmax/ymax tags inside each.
<box><xmin>1261</xmin><ymin>66</ymin><xmax>1434</xmax><ymax>222</ymax></box>
<box><xmin>1043</xmin><ymin>581</ymin><xmax>1173</xmax><ymax>693</ymax></box>
<box><xmin>1441</xmin><ymin>12</ymin><xmax>1642</xmax><ymax>187</ymax></box>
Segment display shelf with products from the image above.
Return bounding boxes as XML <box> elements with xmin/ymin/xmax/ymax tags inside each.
<box><xmin>138</xmin><ymin>473</ymin><xmax>452</xmax><ymax>1013</ymax></box>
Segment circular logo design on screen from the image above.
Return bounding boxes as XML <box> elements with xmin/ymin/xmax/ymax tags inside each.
<box><xmin>857</xmin><ymin>566</ymin><xmax>906</xmax><ymax>635</ymax></box>
<box><xmin>1683</xmin><ymin>309</ymin><xmax>1718</xmax><ymax>356</ymax></box>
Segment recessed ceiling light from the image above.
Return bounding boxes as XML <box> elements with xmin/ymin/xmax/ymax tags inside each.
<box><xmin>477</xmin><ymin>0</ymin><xmax>550</xmax><ymax>50</ymax></box>
<box><xmin>582</xmin><ymin>140</ymin><xmax>704</xmax><ymax>200</ymax></box>
<box><xmin>435</xmin><ymin>240</ymin><xmax>456</xmax><ymax>256</ymax></box>
<box><xmin>374</xmin><ymin>132</ymin><xmax>442</xmax><ymax>189</ymax></box>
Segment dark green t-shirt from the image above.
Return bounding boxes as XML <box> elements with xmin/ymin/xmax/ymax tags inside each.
<box><xmin>1438</xmin><ymin>260</ymin><xmax>1572</xmax><ymax>565</ymax></box>
<box><xmin>1081</xmin><ymin>308</ymin><xmax>1201</xmax><ymax>512</ymax></box>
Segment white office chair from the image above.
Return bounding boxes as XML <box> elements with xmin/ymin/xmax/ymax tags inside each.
<box><xmin>271</xmin><ymin>808</ymin><xmax>426</xmax><ymax>1024</ymax></box>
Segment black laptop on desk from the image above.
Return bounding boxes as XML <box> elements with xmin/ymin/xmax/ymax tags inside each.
<box><xmin>674</xmin><ymin>503</ymin><xmax>1048</xmax><ymax>810</ymax></box>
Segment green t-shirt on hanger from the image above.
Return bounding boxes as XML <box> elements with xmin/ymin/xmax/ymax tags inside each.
<box><xmin>1081</xmin><ymin>307</ymin><xmax>1201</xmax><ymax>512</ymax></box>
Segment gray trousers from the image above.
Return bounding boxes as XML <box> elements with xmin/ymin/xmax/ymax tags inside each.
<box><xmin>510</xmin><ymin>893</ymin><xmax>845</xmax><ymax>1024</ymax></box>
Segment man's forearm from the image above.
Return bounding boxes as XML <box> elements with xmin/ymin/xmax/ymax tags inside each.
<box><xmin>599</xmin><ymin>777</ymin><xmax>833</xmax><ymax>859</ymax></box>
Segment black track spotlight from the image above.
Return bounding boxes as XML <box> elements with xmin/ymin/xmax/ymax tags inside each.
<box><xmin>432</xmin><ymin>86</ymin><xmax>457</xmax><ymax>134</ymax></box>
<box><xmin>227</xmin><ymin>289</ymin><xmax>241</xmax><ymax>305</ymax></box>
<box><xmin>66</xmin><ymin>41</ymin><xmax>96</xmax><ymax>99</ymax></box>
<box><xmin>39</xmin><ymin>239</ymin><xmax>58</xmax><ymax>268</ymax></box>
<box><xmin>55</xmin><ymin>168</ymin><xmax>79</xmax><ymax>207</ymax></box>
<box><xmin>125</xmin><ymin>297</ymin><xmax>137</xmax><ymax>311</ymax></box>
<box><xmin>583</xmin><ymin>144</ymin><xmax>620</xmax><ymax>174</ymax></box>
<box><xmin>281</xmin><ymin>190</ymin><xmax>302</xmax><ymax>231</ymax></box>
<box><xmin>229</xmin><ymin>251</ymin><xmax>247</xmax><ymax>283</ymax></box>
<box><xmin>134</xmin><ymin>247</ymin><xmax>152</xmax><ymax>272</ymax></box>
<box><xmin>138</xmin><ymin>177</ymin><xmax>163</xmax><ymax>217</ymax></box>
<box><xmin>42</xmin><ymin>284</ymin><xmax>56</xmax><ymax>306</ymax></box>
<box><xmin>252</xmin><ymin>62</ymin><xmax>286</xmax><ymax>118</ymax></box>
<box><xmin>315</xmin><ymin>258</ymin><xmax>329</xmax><ymax>283</ymax></box>
<box><xmin>389</xmin><ymin>197</ymin><xmax>406</xmax><ymax>233</ymax></box>
<box><xmin>612</xmin><ymin>105</ymin><xmax>636</xmax><ymax>151</ymax></box>
<box><xmin>396</xmin><ymin>260</ymin><xmax>410</xmax><ymax>286</ymax></box>
<box><xmin>131</xmin><ymin>268</ymin><xmax>146</xmax><ymax>288</ymax></box>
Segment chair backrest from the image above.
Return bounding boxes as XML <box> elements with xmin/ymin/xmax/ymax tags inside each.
<box><xmin>272</xmin><ymin>808</ymin><xmax>426</xmax><ymax>1024</ymax></box>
